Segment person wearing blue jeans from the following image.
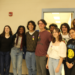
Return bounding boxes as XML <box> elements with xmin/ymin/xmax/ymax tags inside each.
<box><xmin>11</xmin><ymin>26</ymin><xmax>26</xmax><ymax>75</ymax></box>
<box><xmin>25</xmin><ymin>21</ymin><xmax>39</xmax><ymax>75</ymax></box>
<box><xmin>11</xmin><ymin>47</ymin><xmax>23</xmax><ymax>75</ymax></box>
<box><xmin>0</xmin><ymin>51</ymin><xmax>10</xmax><ymax>75</ymax></box>
<box><xmin>46</xmin><ymin>28</ymin><xmax>66</xmax><ymax>75</ymax></box>
<box><xmin>0</xmin><ymin>25</ymin><xmax>13</xmax><ymax>75</ymax></box>
<box><xmin>25</xmin><ymin>52</ymin><xmax>36</xmax><ymax>75</ymax></box>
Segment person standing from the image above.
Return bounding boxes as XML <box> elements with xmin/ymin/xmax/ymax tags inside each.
<box><xmin>60</xmin><ymin>23</ymin><xmax>70</xmax><ymax>75</ymax></box>
<box><xmin>35</xmin><ymin>19</ymin><xmax>52</xmax><ymax>75</ymax></box>
<box><xmin>66</xmin><ymin>28</ymin><xmax>75</xmax><ymax>75</ymax></box>
<box><xmin>60</xmin><ymin>23</ymin><xmax>70</xmax><ymax>44</ymax></box>
<box><xmin>46</xmin><ymin>28</ymin><xmax>66</xmax><ymax>75</ymax></box>
<box><xmin>11</xmin><ymin>26</ymin><xmax>26</xmax><ymax>75</ymax></box>
<box><xmin>49</xmin><ymin>23</ymin><xmax>58</xmax><ymax>33</ymax></box>
<box><xmin>25</xmin><ymin>21</ymin><xmax>39</xmax><ymax>75</ymax></box>
<box><xmin>0</xmin><ymin>25</ymin><xmax>13</xmax><ymax>75</ymax></box>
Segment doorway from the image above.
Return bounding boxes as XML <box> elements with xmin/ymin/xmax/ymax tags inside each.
<box><xmin>42</xmin><ymin>8</ymin><xmax>75</xmax><ymax>29</ymax></box>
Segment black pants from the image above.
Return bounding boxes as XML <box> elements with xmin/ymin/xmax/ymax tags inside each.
<box><xmin>63</xmin><ymin>60</ymin><xmax>67</xmax><ymax>75</ymax></box>
<box><xmin>0</xmin><ymin>51</ymin><xmax>10</xmax><ymax>75</ymax></box>
<box><xmin>66</xmin><ymin>63</ymin><xmax>75</xmax><ymax>75</ymax></box>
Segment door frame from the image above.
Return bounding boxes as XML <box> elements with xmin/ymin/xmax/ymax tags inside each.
<box><xmin>42</xmin><ymin>8</ymin><xmax>75</xmax><ymax>20</ymax></box>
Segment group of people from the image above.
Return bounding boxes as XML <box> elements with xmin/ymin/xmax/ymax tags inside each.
<box><xmin>0</xmin><ymin>19</ymin><xmax>75</xmax><ymax>75</ymax></box>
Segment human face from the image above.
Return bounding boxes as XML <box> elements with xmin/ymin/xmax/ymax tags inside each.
<box><xmin>28</xmin><ymin>23</ymin><xmax>34</xmax><ymax>31</ymax></box>
<box><xmin>53</xmin><ymin>29</ymin><xmax>60</xmax><ymax>38</ymax></box>
<box><xmin>50</xmin><ymin>26</ymin><xmax>55</xmax><ymax>33</ymax></box>
<box><xmin>19</xmin><ymin>27</ymin><xmax>24</xmax><ymax>35</ymax></box>
<box><xmin>62</xmin><ymin>25</ymin><xmax>68</xmax><ymax>33</ymax></box>
<box><xmin>5</xmin><ymin>26</ymin><xmax>10</xmax><ymax>34</ymax></box>
<box><xmin>69</xmin><ymin>30</ymin><xmax>75</xmax><ymax>39</ymax></box>
<box><xmin>38</xmin><ymin>21</ymin><xmax>45</xmax><ymax>30</ymax></box>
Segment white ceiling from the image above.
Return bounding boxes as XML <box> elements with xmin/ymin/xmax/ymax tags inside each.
<box><xmin>44</xmin><ymin>13</ymin><xmax>71</xmax><ymax>28</ymax></box>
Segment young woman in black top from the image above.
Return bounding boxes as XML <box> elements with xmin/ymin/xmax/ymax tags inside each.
<box><xmin>66</xmin><ymin>28</ymin><xmax>75</xmax><ymax>75</ymax></box>
<box><xmin>11</xmin><ymin>26</ymin><xmax>26</xmax><ymax>75</ymax></box>
<box><xmin>0</xmin><ymin>25</ymin><xmax>13</xmax><ymax>75</ymax></box>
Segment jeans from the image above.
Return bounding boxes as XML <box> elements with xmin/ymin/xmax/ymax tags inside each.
<box><xmin>35</xmin><ymin>55</ymin><xmax>47</xmax><ymax>75</ymax></box>
<box><xmin>0</xmin><ymin>51</ymin><xmax>10</xmax><ymax>75</ymax></box>
<box><xmin>48</xmin><ymin>58</ymin><xmax>62</xmax><ymax>75</ymax></box>
<box><xmin>11</xmin><ymin>47</ymin><xmax>23</xmax><ymax>75</ymax></box>
<box><xmin>25</xmin><ymin>52</ymin><xmax>36</xmax><ymax>75</ymax></box>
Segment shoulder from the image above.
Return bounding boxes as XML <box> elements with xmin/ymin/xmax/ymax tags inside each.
<box><xmin>12</xmin><ymin>34</ymin><xmax>17</xmax><ymax>39</ymax></box>
<box><xmin>26</xmin><ymin>32</ymin><xmax>29</xmax><ymax>35</ymax></box>
<box><xmin>45</xmin><ymin>30</ymin><xmax>51</xmax><ymax>35</ymax></box>
<box><xmin>67</xmin><ymin>39</ymin><xmax>73</xmax><ymax>43</ymax></box>
<box><xmin>35</xmin><ymin>31</ymin><xmax>39</xmax><ymax>34</ymax></box>
<box><xmin>60</xmin><ymin>41</ymin><xmax>66</xmax><ymax>46</ymax></box>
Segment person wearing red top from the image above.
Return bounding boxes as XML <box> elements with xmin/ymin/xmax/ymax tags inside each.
<box><xmin>35</xmin><ymin>19</ymin><xmax>52</xmax><ymax>75</ymax></box>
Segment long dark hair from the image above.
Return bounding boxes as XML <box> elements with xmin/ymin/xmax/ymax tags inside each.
<box><xmin>15</xmin><ymin>25</ymin><xmax>26</xmax><ymax>47</ymax></box>
<box><xmin>1</xmin><ymin>25</ymin><xmax>13</xmax><ymax>37</ymax></box>
<box><xmin>52</xmin><ymin>28</ymin><xmax>62</xmax><ymax>43</ymax></box>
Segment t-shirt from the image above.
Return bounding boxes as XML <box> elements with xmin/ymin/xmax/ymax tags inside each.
<box><xmin>35</xmin><ymin>30</ymin><xmax>52</xmax><ymax>56</ymax></box>
<box><xmin>67</xmin><ymin>39</ymin><xmax>75</xmax><ymax>63</ymax></box>
<box><xmin>14</xmin><ymin>36</ymin><xmax>22</xmax><ymax>48</ymax></box>
<box><xmin>61</xmin><ymin>34</ymin><xmax>70</xmax><ymax>44</ymax></box>
<box><xmin>0</xmin><ymin>36</ymin><xmax>12</xmax><ymax>52</ymax></box>
<box><xmin>47</xmin><ymin>41</ymin><xmax>66</xmax><ymax>59</ymax></box>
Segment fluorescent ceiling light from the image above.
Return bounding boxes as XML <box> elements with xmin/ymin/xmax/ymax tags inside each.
<box><xmin>54</xmin><ymin>17</ymin><xmax>60</xmax><ymax>19</ymax></box>
<box><xmin>56</xmin><ymin>21</ymin><xmax>61</xmax><ymax>23</ymax></box>
<box><xmin>52</xmin><ymin>13</ymin><xmax>59</xmax><ymax>14</ymax></box>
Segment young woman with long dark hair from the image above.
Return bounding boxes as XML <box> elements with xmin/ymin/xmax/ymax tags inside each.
<box><xmin>0</xmin><ymin>25</ymin><xmax>13</xmax><ymax>75</ymax></box>
<box><xmin>46</xmin><ymin>28</ymin><xmax>66</xmax><ymax>75</ymax></box>
<box><xmin>11</xmin><ymin>25</ymin><xmax>26</xmax><ymax>75</ymax></box>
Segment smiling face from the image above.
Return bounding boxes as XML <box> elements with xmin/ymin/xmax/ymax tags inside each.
<box><xmin>53</xmin><ymin>29</ymin><xmax>60</xmax><ymax>39</ymax></box>
<box><xmin>38</xmin><ymin>21</ymin><xmax>46</xmax><ymax>30</ymax></box>
<box><xmin>19</xmin><ymin>27</ymin><xmax>24</xmax><ymax>35</ymax></box>
<box><xmin>5</xmin><ymin>26</ymin><xmax>10</xmax><ymax>34</ymax></box>
<box><xmin>69</xmin><ymin>29</ymin><xmax>75</xmax><ymax>39</ymax></box>
<box><xmin>28</xmin><ymin>23</ymin><xmax>34</xmax><ymax>31</ymax></box>
<box><xmin>50</xmin><ymin>26</ymin><xmax>55</xmax><ymax>33</ymax></box>
<box><xmin>62</xmin><ymin>25</ymin><xmax>68</xmax><ymax>33</ymax></box>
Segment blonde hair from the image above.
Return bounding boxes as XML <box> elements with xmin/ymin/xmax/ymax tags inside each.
<box><xmin>71</xmin><ymin>19</ymin><xmax>75</xmax><ymax>28</ymax></box>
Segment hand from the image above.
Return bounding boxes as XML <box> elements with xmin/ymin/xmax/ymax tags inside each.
<box><xmin>46</xmin><ymin>64</ymin><xmax>48</xmax><ymax>69</ymax></box>
<box><xmin>66</xmin><ymin>62</ymin><xmax>73</xmax><ymax>69</ymax></box>
<box><xmin>46</xmin><ymin>54</ymin><xmax>49</xmax><ymax>58</ymax></box>
<box><xmin>69</xmin><ymin>63</ymin><xmax>73</xmax><ymax>68</ymax></box>
<box><xmin>55</xmin><ymin>66</ymin><xmax>59</xmax><ymax>73</ymax></box>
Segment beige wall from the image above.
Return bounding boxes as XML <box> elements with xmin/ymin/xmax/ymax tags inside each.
<box><xmin>0</xmin><ymin>0</ymin><xmax>75</xmax><ymax>33</ymax></box>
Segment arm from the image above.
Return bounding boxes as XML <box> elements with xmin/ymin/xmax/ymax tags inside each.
<box><xmin>46</xmin><ymin>42</ymin><xmax>52</xmax><ymax>69</ymax></box>
<box><xmin>55</xmin><ymin>57</ymin><xmax>63</xmax><ymax>73</ymax></box>
<box><xmin>46</xmin><ymin>56</ymin><xmax>49</xmax><ymax>69</ymax></box>
<box><xmin>55</xmin><ymin>42</ymin><xmax>67</xmax><ymax>73</ymax></box>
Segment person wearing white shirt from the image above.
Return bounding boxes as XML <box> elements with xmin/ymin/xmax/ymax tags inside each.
<box><xmin>46</xmin><ymin>28</ymin><xmax>67</xmax><ymax>75</ymax></box>
<box><xmin>60</xmin><ymin>23</ymin><xmax>70</xmax><ymax>75</ymax></box>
